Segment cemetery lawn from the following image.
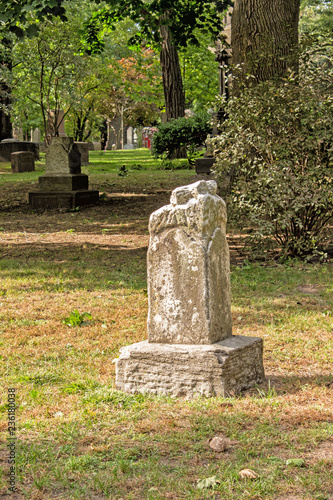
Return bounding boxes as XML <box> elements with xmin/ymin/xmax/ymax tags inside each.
<box><xmin>0</xmin><ymin>149</ymin><xmax>332</xmax><ymax>500</ymax></box>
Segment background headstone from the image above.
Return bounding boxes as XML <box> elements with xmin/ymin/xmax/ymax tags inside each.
<box><xmin>29</xmin><ymin>136</ymin><xmax>99</xmax><ymax>210</ymax></box>
<box><xmin>11</xmin><ymin>151</ymin><xmax>35</xmax><ymax>173</ymax></box>
<box><xmin>0</xmin><ymin>140</ymin><xmax>39</xmax><ymax>162</ymax></box>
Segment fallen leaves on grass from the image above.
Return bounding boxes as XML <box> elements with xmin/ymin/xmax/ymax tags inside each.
<box><xmin>197</xmin><ymin>476</ymin><xmax>220</xmax><ymax>489</ymax></box>
<box><xmin>286</xmin><ymin>458</ymin><xmax>305</xmax><ymax>467</ymax></box>
<box><xmin>239</xmin><ymin>469</ymin><xmax>259</xmax><ymax>480</ymax></box>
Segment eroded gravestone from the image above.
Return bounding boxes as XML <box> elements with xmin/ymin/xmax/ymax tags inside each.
<box><xmin>115</xmin><ymin>180</ymin><xmax>265</xmax><ymax>397</ymax></box>
<box><xmin>29</xmin><ymin>137</ymin><xmax>99</xmax><ymax>210</ymax></box>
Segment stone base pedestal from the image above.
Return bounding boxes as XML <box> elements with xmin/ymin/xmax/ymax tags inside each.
<box><xmin>38</xmin><ymin>173</ymin><xmax>88</xmax><ymax>191</ymax></box>
<box><xmin>115</xmin><ymin>335</ymin><xmax>265</xmax><ymax>398</ymax></box>
<box><xmin>29</xmin><ymin>190</ymin><xmax>99</xmax><ymax>210</ymax></box>
<box><xmin>195</xmin><ymin>157</ymin><xmax>215</xmax><ymax>175</ymax></box>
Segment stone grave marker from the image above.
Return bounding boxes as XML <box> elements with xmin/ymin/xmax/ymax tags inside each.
<box><xmin>115</xmin><ymin>180</ymin><xmax>265</xmax><ymax>397</ymax></box>
<box><xmin>74</xmin><ymin>142</ymin><xmax>89</xmax><ymax>165</ymax></box>
<box><xmin>29</xmin><ymin>136</ymin><xmax>99</xmax><ymax>210</ymax></box>
<box><xmin>11</xmin><ymin>151</ymin><xmax>35</xmax><ymax>173</ymax></box>
<box><xmin>0</xmin><ymin>139</ymin><xmax>39</xmax><ymax>162</ymax></box>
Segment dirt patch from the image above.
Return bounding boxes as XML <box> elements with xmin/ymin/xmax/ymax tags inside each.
<box><xmin>306</xmin><ymin>440</ymin><xmax>333</xmax><ymax>462</ymax></box>
<box><xmin>297</xmin><ymin>284</ymin><xmax>322</xmax><ymax>294</ymax></box>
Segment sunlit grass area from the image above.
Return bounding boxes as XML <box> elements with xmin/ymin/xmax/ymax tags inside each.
<box><xmin>0</xmin><ymin>149</ymin><xmax>332</xmax><ymax>499</ymax></box>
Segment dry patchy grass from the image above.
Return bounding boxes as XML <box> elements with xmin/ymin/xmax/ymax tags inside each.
<box><xmin>0</xmin><ymin>151</ymin><xmax>332</xmax><ymax>499</ymax></box>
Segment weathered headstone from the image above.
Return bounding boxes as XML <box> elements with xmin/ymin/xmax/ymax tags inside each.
<box><xmin>74</xmin><ymin>142</ymin><xmax>89</xmax><ymax>165</ymax></box>
<box><xmin>29</xmin><ymin>137</ymin><xmax>99</xmax><ymax>210</ymax></box>
<box><xmin>32</xmin><ymin>128</ymin><xmax>41</xmax><ymax>144</ymax></box>
<box><xmin>115</xmin><ymin>180</ymin><xmax>265</xmax><ymax>397</ymax></box>
<box><xmin>11</xmin><ymin>152</ymin><xmax>35</xmax><ymax>173</ymax></box>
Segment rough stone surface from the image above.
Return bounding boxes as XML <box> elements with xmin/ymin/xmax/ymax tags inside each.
<box><xmin>147</xmin><ymin>180</ymin><xmax>232</xmax><ymax>344</ymax></box>
<box><xmin>11</xmin><ymin>151</ymin><xmax>35</xmax><ymax>173</ymax></box>
<box><xmin>115</xmin><ymin>336</ymin><xmax>265</xmax><ymax>397</ymax></box>
<box><xmin>45</xmin><ymin>137</ymin><xmax>81</xmax><ymax>174</ymax></box>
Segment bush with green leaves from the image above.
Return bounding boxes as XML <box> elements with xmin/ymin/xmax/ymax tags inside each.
<box><xmin>211</xmin><ymin>39</ymin><xmax>333</xmax><ymax>259</ymax></box>
<box><xmin>152</xmin><ymin>111</ymin><xmax>212</xmax><ymax>160</ymax></box>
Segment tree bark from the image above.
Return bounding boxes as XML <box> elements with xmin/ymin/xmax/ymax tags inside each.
<box><xmin>231</xmin><ymin>0</ymin><xmax>300</xmax><ymax>87</ymax></box>
<box><xmin>0</xmin><ymin>37</ymin><xmax>13</xmax><ymax>141</ymax></box>
<box><xmin>159</xmin><ymin>21</ymin><xmax>185</xmax><ymax>121</ymax></box>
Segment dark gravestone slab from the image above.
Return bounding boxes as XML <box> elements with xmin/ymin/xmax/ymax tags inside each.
<box><xmin>29</xmin><ymin>190</ymin><xmax>99</xmax><ymax>210</ymax></box>
<box><xmin>195</xmin><ymin>157</ymin><xmax>215</xmax><ymax>175</ymax></box>
<box><xmin>11</xmin><ymin>152</ymin><xmax>35</xmax><ymax>173</ymax></box>
<box><xmin>0</xmin><ymin>140</ymin><xmax>39</xmax><ymax>162</ymax></box>
<box><xmin>74</xmin><ymin>142</ymin><xmax>89</xmax><ymax>165</ymax></box>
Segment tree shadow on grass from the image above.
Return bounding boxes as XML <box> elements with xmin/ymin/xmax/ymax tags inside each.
<box><xmin>246</xmin><ymin>373</ymin><xmax>333</xmax><ymax>398</ymax></box>
<box><xmin>0</xmin><ymin>244</ymin><xmax>148</xmax><ymax>292</ymax></box>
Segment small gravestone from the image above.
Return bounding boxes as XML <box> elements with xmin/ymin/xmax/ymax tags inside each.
<box><xmin>29</xmin><ymin>137</ymin><xmax>99</xmax><ymax>210</ymax></box>
<box><xmin>74</xmin><ymin>142</ymin><xmax>89</xmax><ymax>165</ymax></box>
<box><xmin>11</xmin><ymin>152</ymin><xmax>35</xmax><ymax>173</ymax></box>
<box><xmin>115</xmin><ymin>180</ymin><xmax>265</xmax><ymax>397</ymax></box>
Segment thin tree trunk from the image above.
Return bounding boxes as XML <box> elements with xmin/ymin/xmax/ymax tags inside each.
<box><xmin>159</xmin><ymin>19</ymin><xmax>185</xmax><ymax>121</ymax></box>
<box><xmin>231</xmin><ymin>0</ymin><xmax>300</xmax><ymax>87</ymax></box>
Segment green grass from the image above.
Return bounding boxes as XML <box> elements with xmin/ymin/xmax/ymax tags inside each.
<box><xmin>0</xmin><ymin>149</ymin><xmax>332</xmax><ymax>499</ymax></box>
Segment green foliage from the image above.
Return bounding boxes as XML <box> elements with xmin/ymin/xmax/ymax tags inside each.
<box><xmin>82</xmin><ymin>0</ymin><xmax>233</xmax><ymax>52</ymax></box>
<box><xmin>152</xmin><ymin>112</ymin><xmax>212</xmax><ymax>160</ymax></box>
<box><xmin>286</xmin><ymin>458</ymin><xmax>306</xmax><ymax>467</ymax></box>
<box><xmin>63</xmin><ymin>309</ymin><xmax>92</xmax><ymax>327</ymax></box>
<box><xmin>211</xmin><ymin>40</ymin><xmax>333</xmax><ymax>260</ymax></box>
<box><xmin>0</xmin><ymin>0</ymin><xmax>66</xmax><ymax>38</ymax></box>
<box><xmin>118</xmin><ymin>165</ymin><xmax>128</xmax><ymax>177</ymax></box>
<box><xmin>180</xmin><ymin>30</ymin><xmax>220</xmax><ymax>109</ymax></box>
<box><xmin>300</xmin><ymin>0</ymin><xmax>333</xmax><ymax>34</ymax></box>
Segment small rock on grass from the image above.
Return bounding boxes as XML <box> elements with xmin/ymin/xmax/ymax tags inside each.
<box><xmin>209</xmin><ymin>436</ymin><xmax>231</xmax><ymax>452</ymax></box>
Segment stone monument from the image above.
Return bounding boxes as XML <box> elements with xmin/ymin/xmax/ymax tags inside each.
<box><xmin>74</xmin><ymin>142</ymin><xmax>89</xmax><ymax>165</ymax></box>
<box><xmin>0</xmin><ymin>139</ymin><xmax>39</xmax><ymax>162</ymax></box>
<box><xmin>29</xmin><ymin>137</ymin><xmax>99</xmax><ymax>210</ymax></box>
<box><xmin>11</xmin><ymin>152</ymin><xmax>35</xmax><ymax>173</ymax></box>
<box><xmin>115</xmin><ymin>180</ymin><xmax>265</xmax><ymax>397</ymax></box>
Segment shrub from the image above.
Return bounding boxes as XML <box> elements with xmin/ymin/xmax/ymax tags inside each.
<box><xmin>210</xmin><ymin>39</ymin><xmax>333</xmax><ymax>259</ymax></box>
<box><xmin>152</xmin><ymin>111</ymin><xmax>212</xmax><ymax>160</ymax></box>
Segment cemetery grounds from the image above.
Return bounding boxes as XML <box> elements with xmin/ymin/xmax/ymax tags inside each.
<box><xmin>0</xmin><ymin>149</ymin><xmax>332</xmax><ymax>500</ymax></box>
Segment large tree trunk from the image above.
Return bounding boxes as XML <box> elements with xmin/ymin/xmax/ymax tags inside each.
<box><xmin>0</xmin><ymin>103</ymin><xmax>12</xmax><ymax>141</ymax></box>
<box><xmin>231</xmin><ymin>0</ymin><xmax>300</xmax><ymax>87</ymax></box>
<box><xmin>159</xmin><ymin>22</ymin><xmax>185</xmax><ymax>121</ymax></box>
<box><xmin>0</xmin><ymin>38</ymin><xmax>13</xmax><ymax>141</ymax></box>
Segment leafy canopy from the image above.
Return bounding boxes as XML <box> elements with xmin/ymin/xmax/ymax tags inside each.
<box><xmin>81</xmin><ymin>0</ymin><xmax>233</xmax><ymax>54</ymax></box>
